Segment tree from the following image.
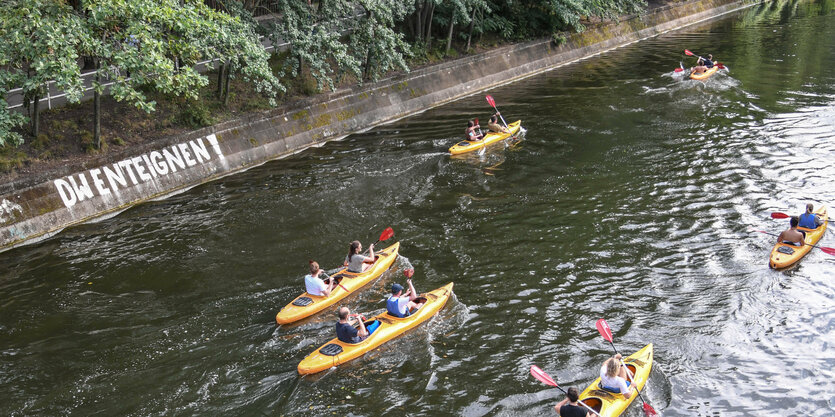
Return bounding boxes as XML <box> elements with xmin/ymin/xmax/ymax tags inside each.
<box><xmin>79</xmin><ymin>0</ymin><xmax>283</xmax><ymax>148</ymax></box>
<box><xmin>350</xmin><ymin>0</ymin><xmax>414</xmax><ymax>82</ymax></box>
<box><xmin>266</xmin><ymin>0</ymin><xmax>361</xmax><ymax>92</ymax></box>
<box><xmin>0</xmin><ymin>0</ymin><xmax>86</xmax><ymax>146</ymax></box>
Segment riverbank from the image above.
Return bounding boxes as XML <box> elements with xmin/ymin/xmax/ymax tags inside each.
<box><xmin>0</xmin><ymin>0</ymin><xmax>761</xmax><ymax>251</ymax></box>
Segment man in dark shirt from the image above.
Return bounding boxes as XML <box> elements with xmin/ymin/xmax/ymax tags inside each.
<box><xmin>335</xmin><ymin>306</ymin><xmax>368</xmax><ymax>344</ymax></box>
<box><xmin>553</xmin><ymin>387</ymin><xmax>591</xmax><ymax>417</ymax></box>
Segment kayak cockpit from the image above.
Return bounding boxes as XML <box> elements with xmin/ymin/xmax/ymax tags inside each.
<box><xmin>580</xmin><ymin>397</ymin><xmax>603</xmax><ymax>414</ymax></box>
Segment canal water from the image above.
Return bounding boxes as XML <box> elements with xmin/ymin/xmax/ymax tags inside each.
<box><xmin>2</xmin><ymin>0</ymin><xmax>834</xmax><ymax>415</ymax></box>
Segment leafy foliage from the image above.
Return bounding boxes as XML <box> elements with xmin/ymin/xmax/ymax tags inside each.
<box><xmin>0</xmin><ymin>0</ymin><xmax>87</xmax><ymax>145</ymax></box>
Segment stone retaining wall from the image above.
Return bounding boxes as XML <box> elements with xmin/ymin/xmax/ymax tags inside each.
<box><xmin>0</xmin><ymin>0</ymin><xmax>760</xmax><ymax>251</ymax></box>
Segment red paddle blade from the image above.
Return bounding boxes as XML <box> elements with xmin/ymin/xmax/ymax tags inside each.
<box><xmin>403</xmin><ymin>268</ymin><xmax>414</xmax><ymax>278</ymax></box>
<box><xmin>486</xmin><ymin>95</ymin><xmax>496</xmax><ymax>107</ymax></box>
<box><xmin>379</xmin><ymin>227</ymin><xmax>394</xmax><ymax>242</ymax></box>
<box><xmin>771</xmin><ymin>212</ymin><xmax>790</xmax><ymax>219</ymax></box>
<box><xmin>530</xmin><ymin>365</ymin><xmax>558</xmax><ymax>387</ymax></box>
<box><xmin>717</xmin><ymin>63</ymin><xmax>726</xmax><ymax>69</ymax></box>
<box><xmin>674</xmin><ymin>68</ymin><xmax>684</xmax><ymax>73</ymax></box>
<box><xmin>643</xmin><ymin>402</ymin><xmax>659</xmax><ymax>417</ymax></box>
<box><xmin>474</xmin><ymin>118</ymin><xmax>479</xmax><ymax>125</ymax></box>
<box><xmin>596</xmin><ymin>319</ymin><xmax>613</xmax><ymax>343</ymax></box>
<box><xmin>684</xmin><ymin>49</ymin><xmax>695</xmax><ymax>56</ymax></box>
<box><xmin>820</xmin><ymin>246</ymin><xmax>835</xmax><ymax>256</ymax></box>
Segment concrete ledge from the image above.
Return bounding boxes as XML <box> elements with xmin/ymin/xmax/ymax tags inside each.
<box><xmin>0</xmin><ymin>0</ymin><xmax>760</xmax><ymax>251</ymax></box>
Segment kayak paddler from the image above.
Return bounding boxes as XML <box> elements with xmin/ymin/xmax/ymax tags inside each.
<box><xmin>344</xmin><ymin>240</ymin><xmax>375</xmax><ymax>273</ymax></box>
<box><xmin>777</xmin><ymin>216</ymin><xmax>806</xmax><ymax>246</ymax></box>
<box><xmin>703</xmin><ymin>54</ymin><xmax>715</xmax><ymax>68</ymax></box>
<box><xmin>690</xmin><ymin>58</ymin><xmax>708</xmax><ymax>76</ymax></box>
<box><xmin>466</xmin><ymin>120</ymin><xmax>484</xmax><ymax>141</ymax></box>
<box><xmin>599</xmin><ymin>354</ymin><xmax>634</xmax><ymax>399</ymax></box>
<box><xmin>554</xmin><ymin>387</ymin><xmax>591</xmax><ymax>417</ymax></box>
<box><xmin>386</xmin><ymin>278</ymin><xmax>424</xmax><ymax>318</ymax></box>
<box><xmin>336</xmin><ymin>306</ymin><xmax>369</xmax><ymax>343</ymax></box>
<box><xmin>487</xmin><ymin>113</ymin><xmax>509</xmax><ymax>134</ymax></box>
<box><xmin>798</xmin><ymin>203</ymin><xmax>823</xmax><ymax>229</ymax></box>
<box><xmin>304</xmin><ymin>260</ymin><xmax>336</xmax><ymax>297</ymax></box>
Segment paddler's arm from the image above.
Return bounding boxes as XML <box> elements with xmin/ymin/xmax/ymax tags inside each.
<box><xmin>352</xmin><ymin>314</ymin><xmax>369</xmax><ymax>337</ymax></box>
<box><xmin>553</xmin><ymin>398</ymin><xmax>568</xmax><ymax>415</ymax></box>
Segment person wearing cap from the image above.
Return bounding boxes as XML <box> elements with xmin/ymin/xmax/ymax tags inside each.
<box><xmin>335</xmin><ymin>306</ymin><xmax>369</xmax><ymax>343</ymax></box>
<box><xmin>386</xmin><ymin>279</ymin><xmax>424</xmax><ymax>318</ymax></box>
<box><xmin>304</xmin><ymin>260</ymin><xmax>336</xmax><ymax>297</ymax></box>
<box><xmin>554</xmin><ymin>387</ymin><xmax>591</xmax><ymax>417</ymax></box>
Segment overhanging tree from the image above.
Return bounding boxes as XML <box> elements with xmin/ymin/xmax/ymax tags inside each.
<box><xmin>79</xmin><ymin>0</ymin><xmax>283</xmax><ymax>148</ymax></box>
<box><xmin>0</xmin><ymin>0</ymin><xmax>86</xmax><ymax>146</ymax></box>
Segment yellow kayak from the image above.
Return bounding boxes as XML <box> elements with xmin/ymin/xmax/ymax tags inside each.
<box><xmin>769</xmin><ymin>206</ymin><xmax>828</xmax><ymax>269</ymax></box>
<box><xmin>275</xmin><ymin>242</ymin><xmax>400</xmax><ymax>325</ymax></box>
<box><xmin>690</xmin><ymin>65</ymin><xmax>719</xmax><ymax>80</ymax></box>
<box><xmin>578</xmin><ymin>344</ymin><xmax>654</xmax><ymax>417</ymax></box>
<box><xmin>449</xmin><ymin>120</ymin><xmax>522</xmax><ymax>155</ymax></box>
<box><xmin>297</xmin><ymin>282</ymin><xmax>454</xmax><ymax>375</ymax></box>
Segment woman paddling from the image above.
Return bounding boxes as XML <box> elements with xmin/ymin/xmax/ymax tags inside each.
<box><xmin>344</xmin><ymin>240</ymin><xmax>375</xmax><ymax>273</ymax></box>
<box><xmin>600</xmin><ymin>354</ymin><xmax>634</xmax><ymax>398</ymax></box>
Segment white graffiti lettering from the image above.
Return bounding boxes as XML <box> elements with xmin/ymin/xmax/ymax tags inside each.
<box><xmin>53</xmin><ymin>136</ymin><xmax>224</xmax><ymax>209</ymax></box>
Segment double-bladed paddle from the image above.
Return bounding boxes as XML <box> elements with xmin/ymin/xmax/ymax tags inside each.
<box><xmin>684</xmin><ymin>49</ymin><xmax>726</xmax><ymax>70</ymax></box>
<box><xmin>770</xmin><ymin>211</ymin><xmax>833</xmax><ymax>222</ymax></box>
<box><xmin>595</xmin><ymin>319</ymin><xmax>658</xmax><ymax>417</ymax></box>
<box><xmin>753</xmin><ymin>230</ymin><xmax>835</xmax><ymax>255</ymax></box>
<box><xmin>485</xmin><ymin>95</ymin><xmax>509</xmax><ymax>129</ymax></box>
<box><xmin>530</xmin><ymin>365</ymin><xmax>603</xmax><ymax>417</ymax></box>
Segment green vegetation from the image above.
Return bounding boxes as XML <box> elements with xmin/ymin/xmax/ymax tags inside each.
<box><xmin>0</xmin><ymin>0</ymin><xmax>649</xmax><ymax>167</ymax></box>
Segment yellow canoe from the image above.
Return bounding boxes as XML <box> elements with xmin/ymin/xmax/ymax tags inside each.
<box><xmin>297</xmin><ymin>282</ymin><xmax>454</xmax><ymax>375</ymax></box>
<box><xmin>769</xmin><ymin>206</ymin><xmax>828</xmax><ymax>269</ymax></box>
<box><xmin>578</xmin><ymin>344</ymin><xmax>654</xmax><ymax>417</ymax></box>
<box><xmin>275</xmin><ymin>242</ymin><xmax>400</xmax><ymax>325</ymax></box>
<box><xmin>690</xmin><ymin>65</ymin><xmax>719</xmax><ymax>80</ymax></box>
<box><xmin>449</xmin><ymin>120</ymin><xmax>522</xmax><ymax>155</ymax></box>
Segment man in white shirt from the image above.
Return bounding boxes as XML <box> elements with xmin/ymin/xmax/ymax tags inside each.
<box><xmin>304</xmin><ymin>261</ymin><xmax>336</xmax><ymax>297</ymax></box>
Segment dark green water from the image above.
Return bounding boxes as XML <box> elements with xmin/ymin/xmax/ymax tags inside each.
<box><xmin>2</xmin><ymin>0</ymin><xmax>835</xmax><ymax>415</ymax></box>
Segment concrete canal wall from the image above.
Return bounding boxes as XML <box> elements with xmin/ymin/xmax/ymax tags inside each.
<box><xmin>0</xmin><ymin>0</ymin><xmax>760</xmax><ymax>251</ymax></box>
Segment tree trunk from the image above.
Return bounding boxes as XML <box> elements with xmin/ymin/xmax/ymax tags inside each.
<box><xmin>445</xmin><ymin>15</ymin><xmax>454</xmax><ymax>53</ymax></box>
<box><xmin>223</xmin><ymin>61</ymin><xmax>231</xmax><ymax>106</ymax></box>
<box><xmin>466</xmin><ymin>7</ymin><xmax>476</xmax><ymax>51</ymax></box>
<box><xmin>94</xmin><ymin>64</ymin><xmax>102</xmax><ymax>149</ymax></box>
<box><xmin>425</xmin><ymin>1</ymin><xmax>435</xmax><ymax>49</ymax></box>
<box><xmin>217</xmin><ymin>63</ymin><xmax>225</xmax><ymax>98</ymax></box>
<box><xmin>415</xmin><ymin>1</ymin><xmax>424</xmax><ymax>42</ymax></box>
<box><xmin>32</xmin><ymin>90</ymin><xmax>40</xmax><ymax>137</ymax></box>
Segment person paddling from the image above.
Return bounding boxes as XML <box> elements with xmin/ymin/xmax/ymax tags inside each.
<box><xmin>554</xmin><ymin>387</ymin><xmax>591</xmax><ymax>417</ymax></box>
<box><xmin>599</xmin><ymin>354</ymin><xmax>634</xmax><ymax>399</ymax></box>
<box><xmin>690</xmin><ymin>58</ymin><xmax>708</xmax><ymax>76</ymax></box>
<box><xmin>304</xmin><ymin>261</ymin><xmax>336</xmax><ymax>297</ymax></box>
<box><xmin>702</xmin><ymin>54</ymin><xmax>715</xmax><ymax>68</ymax></box>
<box><xmin>487</xmin><ymin>113</ymin><xmax>509</xmax><ymax>134</ymax></box>
<box><xmin>777</xmin><ymin>216</ymin><xmax>806</xmax><ymax>246</ymax></box>
<box><xmin>798</xmin><ymin>203</ymin><xmax>823</xmax><ymax>229</ymax></box>
<box><xmin>335</xmin><ymin>306</ymin><xmax>369</xmax><ymax>343</ymax></box>
<box><xmin>466</xmin><ymin>120</ymin><xmax>484</xmax><ymax>141</ymax></box>
<box><xmin>386</xmin><ymin>276</ymin><xmax>424</xmax><ymax>318</ymax></box>
<box><xmin>344</xmin><ymin>240</ymin><xmax>375</xmax><ymax>273</ymax></box>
